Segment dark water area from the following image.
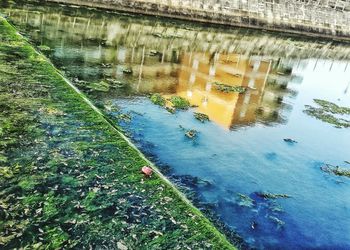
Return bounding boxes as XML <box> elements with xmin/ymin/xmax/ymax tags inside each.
<box><xmin>2</xmin><ymin>1</ymin><xmax>350</xmax><ymax>249</ymax></box>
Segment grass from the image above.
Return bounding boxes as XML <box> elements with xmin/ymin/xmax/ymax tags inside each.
<box><xmin>0</xmin><ymin>17</ymin><xmax>235</xmax><ymax>249</ymax></box>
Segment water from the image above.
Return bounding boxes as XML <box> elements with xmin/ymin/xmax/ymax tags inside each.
<box><xmin>2</xmin><ymin>2</ymin><xmax>350</xmax><ymax>249</ymax></box>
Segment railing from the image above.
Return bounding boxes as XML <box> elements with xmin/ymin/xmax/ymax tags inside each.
<box><xmin>47</xmin><ymin>0</ymin><xmax>350</xmax><ymax>39</ymax></box>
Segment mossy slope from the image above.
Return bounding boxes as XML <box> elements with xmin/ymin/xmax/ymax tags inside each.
<box><xmin>0</xmin><ymin>18</ymin><xmax>235</xmax><ymax>249</ymax></box>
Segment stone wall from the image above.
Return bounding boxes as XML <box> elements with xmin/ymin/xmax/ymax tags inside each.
<box><xmin>44</xmin><ymin>0</ymin><xmax>350</xmax><ymax>40</ymax></box>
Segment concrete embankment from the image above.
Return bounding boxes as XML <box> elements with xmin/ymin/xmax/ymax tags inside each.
<box><xmin>43</xmin><ymin>0</ymin><xmax>350</xmax><ymax>41</ymax></box>
<box><xmin>0</xmin><ymin>17</ymin><xmax>235</xmax><ymax>249</ymax></box>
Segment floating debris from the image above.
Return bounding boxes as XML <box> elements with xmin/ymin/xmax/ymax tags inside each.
<box><xmin>345</xmin><ymin>161</ymin><xmax>350</xmax><ymax>165</ymax></box>
<box><xmin>283</xmin><ymin>138</ymin><xmax>298</xmax><ymax>144</ymax></box>
<box><xmin>236</xmin><ymin>193</ymin><xmax>255</xmax><ymax>208</ymax></box>
<box><xmin>194</xmin><ymin>112</ymin><xmax>210</xmax><ymax>123</ymax></box>
<box><xmin>150</xmin><ymin>93</ymin><xmax>166</xmax><ymax>106</ymax></box>
<box><xmin>185</xmin><ymin>129</ymin><xmax>198</xmax><ymax>139</ymax></box>
<box><xmin>321</xmin><ymin>164</ymin><xmax>350</xmax><ymax>178</ymax></box>
<box><xmin>251</xmin><ymin>221</ymin><xmax>258</xmax><ymax>230</ymax></box>
<box><xmin>141</xmin><ymin>166</ymin><xmax>153</xmax><ymax>177</ymax></box>
<box><xmin>169</xmin><ymin>96</ymin><xmax>191</xmax><ymax>110</ymax></box>
<box><xmin>256</xmin><ymin>192</ymin><xmax>291</xmax><ymax>199</ymax></box>
<box><xmin>212</xmin><ymin>82</ymin><xmax>246</xmax><ymax>93</ymax></box>
<box><xmin>304</xmin><ymin>99</ymin><xmax>350</xmax><ymax>128</ymax></box>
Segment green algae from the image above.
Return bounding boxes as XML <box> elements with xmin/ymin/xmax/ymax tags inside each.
<box><xmin>0</xmin><ymin>17</ymin><xmax>235</xmax><ymax>250</ymax></box>
<box><xmin>87</xmin><ymin>81</ymin><xmax>110</xmax><ymax>92</ymax></box>
<box><xmin>236</xmin><ymin>193</ymin><xmax>254</xmax><ymax>208</ymax></box>
<box><xmin>212</xmin><ymin>82</ymin><xmax>246</xmax><ymax>94</ymax></box>
<box><xmin>150</xmin><ymin>94</ymin><xmax>191</xmax><ymax>112</ymax></box>
<box><xmin>256</xmin><ymin>192</ymin><xmax>291</xmax><ymax>199</ymax></box>
<box><xmin>194</xmin><ymin>112</ymin><xmax>210</xmax><ymax>123</ymax></box>
<box><xmin>169</xmin><ymin>96</ymin><xmax>191</xmax><ymax>110</ymax></box>
<box><xmin>268</xmin><ymin>216</ymin><xmax>285</xmax><ymax>229</ymax></box>
<box><xmin>37</xmin><ymin>45</ymin><xmax>51</xmax><ymax>51</ymax></box>
<box><xmin>321</xmin><ymin>164</ymin><xmax>350</xmax><ymax>178</ymax></box>
<box><xmin>304</xmin><ymin>99</ymin><xmax>350</xmax><ymax>128</ymax></box>
<box><xmin>150</xmin><ymin>93</ymin><xmax>166</xmax><ymax>106</ymax></box>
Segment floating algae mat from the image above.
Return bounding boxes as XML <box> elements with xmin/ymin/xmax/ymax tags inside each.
<box><xmin>0</xmin><ymin>18</ymin><xmax>234</xmax><ymax>249</ymax></box>
<box><xmin>2</xmin><ymin>1</ymin><xmax>350</xmax><ymax>249</ymax></box>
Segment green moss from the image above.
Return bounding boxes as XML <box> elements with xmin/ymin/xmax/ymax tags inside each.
<box><xmin>45</xmin><ymin>227</ymin><xmax>69</xmax><ymax>249</ymax></box>
<box><xmin>0</xmin><ymin>17</ymin><xmax>235</xmax><ymax>250</ymax></box>
<box><xmin>150</xmin><ymin>93</ymin><xmax>166</xmax><ymax>106</ymax></box>
<box><xmin>212</xmin><ymin>82</ymin><xmax>246</xmax><ymax>93</ymax></box>
<box><xmin>170</xmin><ymin>96</ymin><xmax>191</xmax><ymax>109</ymax></box>
<box><xmin>18</xmin><ymin>178</ymin><xmax>37</xmax><ymax>191</ymax></box>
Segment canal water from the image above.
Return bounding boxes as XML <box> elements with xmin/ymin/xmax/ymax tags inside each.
<box><xmin>2</xmin><ymin>2</ymin><xmax>350</xmax><ymax>249</ymax></box>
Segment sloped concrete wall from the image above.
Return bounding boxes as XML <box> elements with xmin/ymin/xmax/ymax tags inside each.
<box><xmin>45</xmin><ymin>0</ymin><xmax>350</xmax><ymax>40</ymax></box>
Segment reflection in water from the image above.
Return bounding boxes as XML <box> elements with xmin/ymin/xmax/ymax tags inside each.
<box><xmin>175</xmin><ymin>52</ymin><xmax>289</xmax><ymax>128</ymax></box>
<box><xmin>2</xmin><ymin>2</ymin><xmax>301</xmax><ymax>128</ymax></box>
<box><xmin>3</xmin><ymin>2</ymin><xmax>350</xmax><ymax>250</ymax></box>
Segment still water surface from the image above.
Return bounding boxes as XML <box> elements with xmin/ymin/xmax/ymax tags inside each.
<box><xmin>2</xmin><ymin>2</ymin><xmax>350</xmax><ymax>249</ymax></box>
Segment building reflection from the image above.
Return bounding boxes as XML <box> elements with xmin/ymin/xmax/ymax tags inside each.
<box><xmin>3</xmin><ymin>3</ymin><xmax>296</xmax><ymax>129</ymax></box>
<box><xmin>172</xmin><ymin>52</ymin><xmax>290</xmax><ymax>128</ymax></box>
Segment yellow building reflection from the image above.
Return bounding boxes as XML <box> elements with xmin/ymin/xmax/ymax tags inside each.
<box><xmin>173</xmin><ymin>52</ymin><xmax>272</xmax><ymax>128</ymax></box>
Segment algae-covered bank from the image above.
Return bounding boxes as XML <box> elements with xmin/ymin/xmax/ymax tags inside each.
<box><xmin>0</xmin><ymin>18</ymin><xmax>235</xmax><ymax>249</ymax></box>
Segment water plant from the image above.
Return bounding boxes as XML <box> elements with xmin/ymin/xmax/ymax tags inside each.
<box><xmin>321</xmin><ymin>164</ymin><xmax>350</xmax><ymax>178</ymax></box>
<box><xmin>169</xmin><ymin>96</ymin><xmax>191</xmax><ymax>110</ymax></box>
<box><xmin>150</xmin><ymin>93</ymin><xmax>166</xmax><ymax>106</ymax></box>
<box><xmin>236</xmin><ymin>193</ymin><xmax>255</xmax><ymax>208</ymax></box>
<box><xmin>194</xmin><ymin>112</ymin><xmax>210</xmax><ymax>123</ymax></box>
<box><xmin>256</xmin><ymin>192</ymin><xmax>291</xmax><ymax>199</ymax></box>
<box><xmin>304</xmin><ymin>99</ymin><xmax>350</xmax><ymax>128</ymax></box>
<box><xmin>212</xmin><ymin>82</ymin><xmax>246</xmax><ymax>93</ymax></box>
<box><xmin>87</xmin><ymin>81</ymin><xmax>110</xmax><ymax>92</ymax></box>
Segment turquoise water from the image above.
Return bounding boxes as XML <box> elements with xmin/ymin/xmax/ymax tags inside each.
<box><xmin>114</xmin><ymin>64</ymin><xmax>350</xmax><ymax>249</ymax></box>
<box><xmin>2</xmin><ymin>2</ymin><xmax>350</xmax><ymax>249</ymax></box>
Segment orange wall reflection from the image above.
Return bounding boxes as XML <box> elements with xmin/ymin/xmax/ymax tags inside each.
<box><xmin>174</xmin><ymin>52</ymin><xmax>271</xmax><ymax>128</ymax></box>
